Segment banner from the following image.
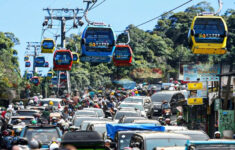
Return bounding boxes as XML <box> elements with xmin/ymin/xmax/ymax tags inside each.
<box><xmin>183</xmin><ymin>64</ymin><xmax>220</xmax><ymax>82</ymax></box>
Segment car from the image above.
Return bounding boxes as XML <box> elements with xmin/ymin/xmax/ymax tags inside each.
<box><xmin>164</xmin><ymin>126</ymin><xmax>188</xmax><ymax>132</ymax></box>
<box><xmin>26</xmin><ymin>106</ymin><xmax>45</xmax><ymax>112</ymax></box>
<box><xmin>73</xmin><ymin>116</ymin><xmax>101</xmax><ymax>129</ymax></box>
<box><xmin>129</xmin><ymin>132</ymin><xmax>190</xmax><ymax>150</ymax></box>
<box><xmin>118</xmin><ymin>117</ymin><xmax>147</xmax><ymax>123</ymax></box>
<box><xmin>15</xmin><ymin>109</ymin><xmax>40</xmax><ymax>117</ymax></box>
<box><xmin>150</xmin><ymin>91</ymin><xmax>186</xmax><ymax>117</ymax></box>
<box><xmin>113</xmin><ymin>110</ymin><xmax>141</xmax><ymax>122</ymax></box>
<box><xmin>132</xmin><ymin>119</ymin><xmax>161</xmax><ymax>125</ymax></box>
<box><xmin>74</xmin><ymin>110</ymin><xmax>98</xmax><ymax>118</ymax></box>
<box><xmin>8</xmin><ymin>116</ymin><xmax>35</xmax><ymax>133</ymax></box>
<box><xmin>119</xmin><ymin>102</ymin><xmax>146</xmax><ymax>117</ymax></box>
<box><xmin>40</xmin><ymin>98</ymin><xmax>65</xmax><ymax>111</ymax></box>
<box><xmin>80</xmin><ymin>120</ymin><xmax>112</xmax><ymax>131</ymax></box>
<box><xmin>186</xmin><ymin>140</ymin><xmax>235</xmax><ymax>150</ymax></box>
<box><xmin>61</xmin><ymin>131</ymin><xmax>107</xmax><ymax>149</ymax></box>
<box><xmin>172</xmin><ymin>130</ymin><xmax>209</xmax><ymax>141</ymax></box>
<box><xmin>86</xmin><ymin>123</ymin><xmax>108</xmax><ymax>136</ymax></box>
<box><xmin>20</xmin><ymin>125</ymin><xmax>62</xmax><ymax>149</ymax></box>
<box><xmin>83</xmin><ymin>108</ymin><xmax>105</xmax><ymax>118</ymax></box>
<box><xmin>123</xmin><ymin>96</ymin><xmax>151</xmax><ymax>112</ymax></box>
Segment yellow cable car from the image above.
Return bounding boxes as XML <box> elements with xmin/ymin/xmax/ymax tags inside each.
<box><xmin>41</xmin><ymin>38</ymin><xmax>56</xmax><ymax>53</ymax></box>
<box><xmin>188</xmin><ymin>15</ymin><xmax>228</xmax><ymax>55</ymax></box>
<box><xmin>47</xmin><ymin>71</ymin><xmax>53</xmax><ymax>79</ymax></box>
<box><xmin>24</xmin><ymin>56</ymin><xmax>29</xmax><ymax>62</ymax></box>
<box><xmin>72</xmin><ymin>52</ymin><xmax>79</xmax><ymax>64</ymax></box>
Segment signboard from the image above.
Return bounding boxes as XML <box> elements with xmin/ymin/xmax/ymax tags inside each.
<box><xmin>183</xmin><ymin>64</ymin><xmax>220</xmax><ymax>82</ymax></box>
<box><xmin>187</xmin><ymin>82</ymin><xmax>203</xmax><ymax>90</ymax></box>
<box><xmin>187</xmin><ymin>97</ymin><xmax>203</xmax><ymax>105</ymax></box>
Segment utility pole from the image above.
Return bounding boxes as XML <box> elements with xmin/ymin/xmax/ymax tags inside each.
<box><xmin>42</xmin><ymin>8</ymin><xmax>83</xmax><ymax>97</ymax></box>
<box><xmin>25</xmin><ymin>42</ymin><xmax>41</xmax><ymax>75</ymax></box>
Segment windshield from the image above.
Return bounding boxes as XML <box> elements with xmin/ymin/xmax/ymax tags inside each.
<box><xmin>55</xmin><ymin>52</ymin><xmax>72</xmax><ymax>65</ymax></box>
<box><xmin>42</xmin><ymin>41</ymin><xmax>54</xmax><ymax>49</ymax></box>
<box><xmin>40</xmin><ymin>101</ymin><xmax>59</xmax><ymax>107</ymax></box>
<box><xmin>186</xmin><ymin>133</ymin><xmax>209</xmax><ymax>141</ymax></box>
<box><xmin>118</xmin><ymin>134</ymin><xmax>133</xmax><ymax>150</ymax></box>
<box><xmin>124</xmin><ymin>98</ymin><xmax>143</xmax><ymax>104</ymax></box>
<box><xmin>114</xmin><ymin>112</ymin><xmax>140</xmax><ymax>120</ymax></box>
<box><xmin>25</xmin><ymin>128</ymin><xmax>59</xmax><ymax>144</ymax></box>
<box><xmin>16</xmin><ymin>111</ymin><xmax>37</xmax><ymax>116</ymax></box>
<box><xmin>146</xmin><ymin>139</ymin><xmax>187</xmax><ymax>150</ymax></box>
<box><xmin>85</xmin><ymin>27</ymin><xmax>114</xmax><ymax>52</ymax></box>
<box><xmin>114</xmin><ymin>47</ymin><xmax>131</xmax><ymax>60</ymax></box>
<box><xmin>10</xmin><ymin>118</ymin><xmax>32</xmax><ymax>125</ymax></box>
<box><xmin>73</xmin><ymin>54</ymin><xmax>78</xmax><ymax>61</ymax></box>
<box><xmin>35</xmin><ymin>57</ymin><xmax>45</xmax><ymax>64</ymax></box>
<box><xmin>119</xmin><ymin>104</ymin><xmax>144</xmax><ymax>111</ymax></box>
<box><xmin>94</xmin><ymin>125</ymin><xmax>106</xmax><ymax>135</ymax></box>
<box><xmin>194</xmin><ymin>18</ymin><xmax>225</xmax><ymax>43</ymax></box>
<box><xmin>73</xmin><ymin>118</ymin><xmax>100</xmax><ymax>127</ymax></box>
<box><xmin>75</xmin><ymin>111</ymin><xmax>97</xmax><ymax>117</ymax></box>
<box><xmin>192</xmin><ymin>144</ymin><xmax>235</xmax><ymax>150</ymax></box>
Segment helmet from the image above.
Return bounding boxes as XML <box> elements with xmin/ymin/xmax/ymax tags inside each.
<box><xmin>49</xmin><ymin>101</ymin><xmax>54</xmax><ymax>106</ymax></box>
<box><xmin>135</xmin><ymin>91</ymin><xmax>138</xmax><ymax>94</ymax></box>
<box><xmin>2</xmin><ymin>130</ymin><xmax>9</xmax><ymax>136</ymax></box>
<box><xmin>165</xmin><ymin>118</ymin><xmax>171</xmax><ymax>123</ymax></box>
<box><xmin>31</xmin><ymin>119</ymin><xmax>37</xmax><ymax>125</ymax></box>
<box><xmin>29</xmin><ymin>139</ymin><xmax>41</xmax><ymax>149</ymax></box>
<box><xmin>177</xmin><ymin>116</ymin><xmax>183</xmax><ymax>120</ymax></box>
<box><xmin>50</xmin><ymin>142</ymin><xmax>59</xmax><ymax>150</ymax></box>
<box><xmin>52</xmin><ymin>117</ymin><xmax>57</xmax><ymax>120</ymax></box>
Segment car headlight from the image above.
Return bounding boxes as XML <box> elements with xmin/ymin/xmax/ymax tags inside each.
<box><xmin>145</xmin><ymin>109</ymin><xmax>149</xmax><ymax>112</ymax></box>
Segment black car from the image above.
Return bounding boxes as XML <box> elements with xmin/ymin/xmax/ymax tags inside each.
<box><xmin>149</xmin><ymin>91</ymin><xmax>186</xmax><ymax>118</ymax></box>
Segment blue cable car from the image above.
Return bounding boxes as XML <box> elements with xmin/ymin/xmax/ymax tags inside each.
<box><xmin>35</xmin><ymin>56</ymin><xmax>45</xmax><ymax>67</ymax></box>
<box><xmin>31</xmin><ymin>76</ymin><xmax>40</xmax><ymax>86</ymax></box>
<box><xmin>26</xmin><ymin>73</ymin><xmax>33</xmax><ymax>80</ymax></box>
<box><xmin>51</xmin><ymin>76</ymin><xmax>58</xmax><ymax>85</ymax></box>
<box><xmin>80</xmin><ymin>23</ymin><xmax>116</xmax><ymax>63</ymax></box>
<box><xmin>25</xmin><ymin>61</ymin><xmax>31</xmax><ymax>67</ymax></box>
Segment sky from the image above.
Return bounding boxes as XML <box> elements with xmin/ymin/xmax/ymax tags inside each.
<box><xmin>0</xmin><ymin>0</ymin><xmax>234</xmax><ymax>76</ymax></box>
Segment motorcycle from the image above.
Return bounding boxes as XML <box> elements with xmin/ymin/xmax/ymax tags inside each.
<box><xmin>162</xmin><ymin>108</ymin><xmax>172</xmax><ymax>119</ymax></box>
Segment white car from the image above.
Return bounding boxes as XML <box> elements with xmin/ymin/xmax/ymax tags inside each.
<box><xmin>119</xmin><ymin>102</ymin><xmax>147</xmax><ymax>117</ymax></box>
<box><xmin>123</xmin><ymin>96</ymin><xmax>151</xmax><ymax>112</ymax></box>
<box><xmin>40</xmin><ymin>98</ymin><xmax>65</xmax><ymax>111</ymax></box>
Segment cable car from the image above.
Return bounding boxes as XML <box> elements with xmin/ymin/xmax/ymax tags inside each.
<box><xmin>26</xmin><ymin>73</ymin><xmax>33</xmax><ymax>80</ymax></box>
<box><xmin>47</xmin><ymin>71</ymin><xmax>53</xmax><ymax>79</ymax></box>
<box><xmin>53</xmin><ymin>49</ymin><xmax>73</xmax><ymax>71</ymax></box>
<box><xmin>188</xmin><ymin>15</ymin><xmax>228</xmax><ymax>54</ymax></box>
<box><xmin>44</xmin><ymin>61</ymin><xmax>49</xmax><ymax>67</ymax></box>
<box><xmin>60</xmin><ymin>72</ymin><xmax>67</xmax><ymax>82</ymax></box>
<box><xmin>24</xmin><ymin>56</ymin><xmax>29</xmax><ymax>62</ymax></box>
<box><xmin>31</xmin><ymin>76</ymin><xmax>40</xmax><ymax>86</ymax></box>
<box><xmin>25</xmin><ymin>61</ymin><xmax>31</xmax><ymax>67</ymax></box>
<box><xmin>80</xmin><ymin>23</ymin><xmax>116</xmax><ymax>63</ymax></box>
<box><xmin>72</xmin><ymin>52</ymin><xmax>79</xmax><ymax>64</ymax></box>
<box><xmin>51</xmin><ymin>76</ymin><xmax>58</xmax><ymax>85</ymax></box>
<box><xmin>35</xmin><ymin>56</ymin><xmax>46</xmax><ymax>67</ymax></box>
<box><xmin>41</xmin><ymin>38</ymin><xmax>56</xmax><ymax>53</ymax></box>
<box><xmin>113</xmin><ymin>44</ymin><xmax>133</xmax><ymax>66</ymax></box>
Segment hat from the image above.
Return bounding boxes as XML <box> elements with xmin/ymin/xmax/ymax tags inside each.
<box><xmin>50</xmin><ymin>143</ymin><xmax>59</xmax><ymax>150</ymax></box>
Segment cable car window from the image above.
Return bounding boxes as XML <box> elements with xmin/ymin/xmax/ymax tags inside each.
<box><xmin>194</xmin><ymin>18</ymin><xmax>225</xmax><ymax>43</ymax></box>
<box><xmin>114</xmin><ymin>47</ymin><xmax>131</xmax><ymax>60</ymax></box>
<box><xmin>55</xmin><ymin>52</ymin><xmax>72</xmax><ymax>65</ymax></box>
<box><xmin>31</xmin><ymin>78</ymin><xmax>39</xmax><ymax>84</ymax></box>
<box><xmin>85</xmin><ymin>28</ymin><xmax>114</xmax><ymax>52</ymax></box>
<box><xmin>42</xmin><ymin>41</ymin><xmax>54</xmax><ymax>49</ymax></box>
<box><xmin>35</xmin><ymin>57</ymin><xmax>45</xmax><ymax>64</ymax></box>
<box><xmin>73</xmin><ymin>54</ymin><xmax>78</xmax><ymax>61</ymax></box>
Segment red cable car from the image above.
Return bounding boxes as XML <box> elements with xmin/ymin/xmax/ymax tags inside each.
<box><xmin>25</xmin><ymin>61</ymin><xmax>31</xmax><ymax>67</ymax></box>
<box><xmin>60</xmin><ymin>72</ymin><xmax>67</xmax><ymax>83</ymax></box>
<box><xmin>53</xmin><ymin>49</ymin><xmax>73</xmax><ymax>71</ymax></box>
<box><xmin>44</xmin><ymin>61</ymin><xmax>49</xmax><ymax>67</ymax></box>
<box><xmin>113</xmin><ymin>44</ymin><xmax>133</xmax><ymax>66</ymax></box>
<box><xmin>31</xmin><ymin>76</ymin><xmax>40</xmax><ymax>86</ymax></box>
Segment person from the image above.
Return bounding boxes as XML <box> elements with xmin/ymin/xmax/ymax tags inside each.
<box><xmin>158</xmin><ymin>116</ymin><xmax>164</xmax><ymax>125</ymax></box>
<box><xmin>177</xmin><ymin>116</ymin><xmax>187</xmax><ymax>126</ymax></box>
<box><xmin>161</xmin><ymin>100</ymin><xmax>170</xmax><ymax>111</ymax></box>
<box><xmin>49</xmin><ymin>141</ymin><xmax>59</xmax><ymax>150</ymax></box>
<box><xmin>214</xmin><ymin>131</ymin><xmax>221</xmax><ymax>139</ymax></box>
<box><xmin>164</xmin><ymin>118</ymin><xmax>172</xmax><ymax>126</ymax></box>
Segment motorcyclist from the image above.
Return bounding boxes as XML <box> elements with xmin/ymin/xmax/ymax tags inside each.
<box><xmin>158</xmin><ymin>116</ymin><xmax>164</xmax><ymax>125</ymax></box>
<box><xmin>164</xmin><ymin>118</ymin><xmax>172</xmax><ymax>126</ymax></box>
<box><xmin>161</xmin><ymin>100</ymin><xmax>171</xmax><ymax>118</ymax></box>
<box><xmin>214</xmin><ymin>131</ymin><xmax>221</xmax><ymax>139</ymax></box>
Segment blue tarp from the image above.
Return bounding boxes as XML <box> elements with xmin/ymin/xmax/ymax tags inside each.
<box><xmin>106</xmin><ymin>124</ymin><xmax>165</xmax><ymax>140</ymax></box>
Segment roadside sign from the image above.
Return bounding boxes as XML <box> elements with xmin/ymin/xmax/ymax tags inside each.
<box><xmin>187</xmin><ymin>82</ymin><xmax>203</xmax><ymax>90</ymax></box>
<box><xmin>187</xmin><ymin>97</ymin><xmax>203</xmax><ymax>105</ymax></box>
